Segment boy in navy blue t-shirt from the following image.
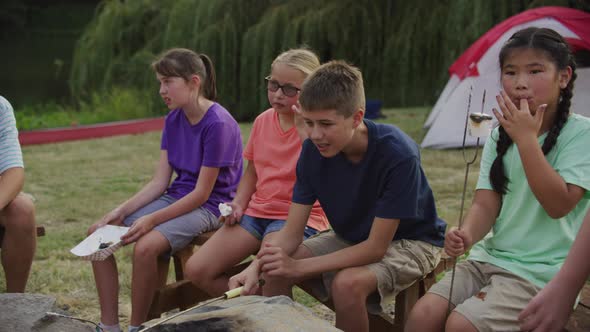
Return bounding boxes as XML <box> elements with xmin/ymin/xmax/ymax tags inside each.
<box><xmin>230</xmin><ymin>61</ymin><xmax>446</xmax><ymax>332</ymax></box>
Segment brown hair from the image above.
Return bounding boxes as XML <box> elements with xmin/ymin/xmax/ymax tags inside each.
<box><xmin>151</xmin><ymin>48</ymin><xmax>217</xmax><ymax>100</ymax></box>
<box><xmin>299</xmin><ymin>60</ymin><xmax>365</xmax><ymax>117</ymax></box>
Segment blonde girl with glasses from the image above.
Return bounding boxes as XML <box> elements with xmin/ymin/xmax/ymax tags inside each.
<box><xmin>185</xmin><ymin>48</ymin><xmax>329</xmax><ymax>296</ymax></box>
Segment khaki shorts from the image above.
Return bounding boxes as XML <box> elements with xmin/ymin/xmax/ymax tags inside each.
<box><xmin>302</xmin><ymin>231</ymin><xmax>441</xmax><ymax>313</ymax></box>
<box><xmin>428</xmin><ymin>260</ymin><xmax>541</xmax><ymax>332</ymax></box>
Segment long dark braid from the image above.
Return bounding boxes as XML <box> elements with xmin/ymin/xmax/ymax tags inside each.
<box><xmin>490</xmin><ymin>126</ymin><xmax>513</xmax><ymax>194</ymax></box>
<box><xmin>541</xmin><ymin>68</ymin><xmax>576</xmax><ymax>154</ymax></box>
<box><xmin>490</xmin><ymin>27</ymin><xmax>577</xmax><ymax>194</ymax></box>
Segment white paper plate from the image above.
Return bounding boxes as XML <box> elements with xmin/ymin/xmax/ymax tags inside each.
<box><xmin>70</xmin><ymin>225</ymin><xmax>129</xmax><ymax>261</ymax></box>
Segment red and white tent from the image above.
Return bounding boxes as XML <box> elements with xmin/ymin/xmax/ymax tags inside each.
<box><xmin>422</xmin><ymin>7</ymin><xmax>590</xmax><ymax>149</ymax></box>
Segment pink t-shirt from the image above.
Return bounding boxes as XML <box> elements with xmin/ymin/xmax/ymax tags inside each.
<box><xmin>243</xmin><ymin>109</ymin><xmax>328</xmax><ymax>231</ymax></box>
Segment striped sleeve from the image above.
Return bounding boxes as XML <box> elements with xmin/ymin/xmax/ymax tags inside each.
<box><xmin>0</xmin><ymin>96</ymin><xmax>24</xmax><ymax>174</ymax></box>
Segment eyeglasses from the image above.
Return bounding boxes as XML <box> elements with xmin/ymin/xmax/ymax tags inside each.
<box><xmin>265</xmin><ymin>76</ymin><xmax>301</xmax><ymax>97</ymax></box>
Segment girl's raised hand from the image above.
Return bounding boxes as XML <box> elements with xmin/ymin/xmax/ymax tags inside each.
<box><xmin>291</xmin><ymin>100</ymin><xmax>302</xmax><ymax>115</ymax></box>
<box><xmin>444</xmin><ymin>227</ymin><xmax>472</xmax><ymax>257</ymax></box>
<box><xmin>292</xmin><ymin>101</ymin><xmax>308</xmax><ymax>140</ymax></box>
<box><xmin>493</xmin><ymin>91</ymin><xmax>547</xmax><ymax>145</ymax></box>
<box><xmin>219</xmin><ymin>201</ymin><xmax>243</xmax><ymax>226</ymax></box>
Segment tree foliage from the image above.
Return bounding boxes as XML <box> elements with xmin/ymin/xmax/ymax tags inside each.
<box><xmin>70</xmin><ymin>0</ymin><xmax>588</xmax><ymax>120</ymax></box>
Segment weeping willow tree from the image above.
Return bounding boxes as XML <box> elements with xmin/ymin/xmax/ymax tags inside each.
<box><xmin>70</xmin><ymin>0</ymin><xmax>587</xmax><ymax>121</ymax></box>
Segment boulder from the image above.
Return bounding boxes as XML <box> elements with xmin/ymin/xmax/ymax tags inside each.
<box><xmin>143</xmin><ymin>295</ymin><xmax>341</xmax><ymax>332</ymax></box>
<box><xmin>0</xmin><ymin>293</ymin><xmax>94</xmax><ymax>332</ymax></box>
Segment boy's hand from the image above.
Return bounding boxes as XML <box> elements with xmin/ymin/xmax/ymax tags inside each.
<box><xmin>445</xmin><ymin>227</ymin><xmax>472</xmax><ymax>257</ymax></box>
<box><xmin>519</xmin><ymin>280</ymin><xmax>575</xmax><ymax>332</ymax></box>
<box><xmin>493</xmin><ymin>91</ymin><xmax>547</xmax><ymax>145</ymax></box>
<box><xmin>219</xmin><ymin>201</ymin><xmax>243</xmax><ymax>226</ymax></box>
<box><xmin>121</xmin><ymin>215</ymin><xmax>156</xmax><ymax>244</ymax></box>
<box><xmin>228</xmin><ymin>263</ymin><xmax>261</xmax><ymax>296</ymax></box>
<box><xmin>258</xmin><ymin>243</ymin><xmax>302</xmax><ymax>279</ymax></box>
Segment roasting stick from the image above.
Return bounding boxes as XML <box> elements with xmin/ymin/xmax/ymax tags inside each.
<box><xmin>140</xmin><ymin>279</ymin><xmax>265</xmax><ymax>332</ymax></box>
<box><xmin>44</xmin><ymin>312</ymin><xmax>104</xmax><ymax>331</ymax></box>
<box><xmin>447</xmin><ymin>88</ymin><xmax>487</xmax><ymax>316</ymax></box>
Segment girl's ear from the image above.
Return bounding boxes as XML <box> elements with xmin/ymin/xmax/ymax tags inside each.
<box><xmin>558</xmin><ymin>66</ymin><xmax>573</xmax><ymax>89</ymax></box>
<box><xmin>189</xmin><ymin>74</ymin><xmax>202</xmax><ymax>89</ymax></box>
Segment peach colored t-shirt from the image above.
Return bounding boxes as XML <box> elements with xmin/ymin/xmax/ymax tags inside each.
<box><xmin>243</xmin><ymin>108</ymin><xmax>328</xmax><ymax>231</ymax></box>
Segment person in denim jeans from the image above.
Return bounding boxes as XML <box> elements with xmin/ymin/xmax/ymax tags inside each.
<box><xmin>185</xmin><ymin>49</ymin><xmax>329</xmax><ymax>297</ymax></box>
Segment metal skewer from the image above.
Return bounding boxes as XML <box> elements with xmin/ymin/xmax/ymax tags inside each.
<box><xmin>447</xmin><ymin>88</ymin><xmax>485</xmax><ymax>316</ymax></box>
<box><xmin>45</xmin><ymin>312</ymin><xmax>103</xmax><ymax>331</ymax></box>
<box><xmin>140</xmin><ymin>279</ymin><xmax>265</xmax><ymax>332</ymax></box>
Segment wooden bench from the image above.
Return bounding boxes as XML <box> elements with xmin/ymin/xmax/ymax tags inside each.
<box><xmin>0</xmin><ymin>225</ymin><xmax>45</xmax><ymax>248</ymax></box>
<box><xmin>148</xmin><ymin>231</ymin><xmax>249</xmax><ymax>319</ymax></box>
<box><xmin>148</xmin><ymin>237</ymin><xmax>590</xmax><ymax>332</ymax></box>
<box><xmin>148</xmin><ymin>232</ymin><xmax>453</xmax><ymax>331</ymax></box>
<box><xmin>298</xmin><ymin>256</ymin><xmax>453</xmax><ymax>331</ymax></box>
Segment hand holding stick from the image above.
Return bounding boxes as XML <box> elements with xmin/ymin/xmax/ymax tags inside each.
<box><xmin>140</xmin><ymin>279</ymin><xmax>265</xmax><ymax>331</ymax></box>
<box><xmin>447</xmin><ymin>88</ymin><xmax>488</xmax><ymax>316</ymax></box>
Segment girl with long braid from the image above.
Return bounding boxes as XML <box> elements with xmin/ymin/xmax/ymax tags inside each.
<box><xmin>405</xmin><ymin>27</ymin><xmax>590</xmax><ymax>332</ymax></box>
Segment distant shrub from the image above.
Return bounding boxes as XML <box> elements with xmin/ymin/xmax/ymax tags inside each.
<box><xmin>68</xmin><ymin>0</ymin><xmax>587</xmax><ymax>121</ymax></box>
<box><xmin>15</xmin><ymin>88</ymin><xmax>158</xmax><ymax>131</ymax></box>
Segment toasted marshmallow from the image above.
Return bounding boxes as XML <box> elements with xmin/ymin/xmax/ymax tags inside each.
<box><xmin>468</xmin><ymin>113</ymin><xmax>493</xmax><ymax>138</ymax></box>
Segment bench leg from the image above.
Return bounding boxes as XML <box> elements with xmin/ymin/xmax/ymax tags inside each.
<box><xmin>147</xmin><ymin>248</ymin><xmax>249</xmax><ymax>319</ymax></box>
<box><xmin>394</xmin><ymin>281</ymin><xmax>421</xmax><ymax>327</ymax></box>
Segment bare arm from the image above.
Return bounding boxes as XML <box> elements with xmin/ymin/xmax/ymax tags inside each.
<box><xmin>121</xmin><ymin>154</ymin><xmax>220</xmax><ymax>243</ymax></box>
<box><xmin>0</xmin><ymin>167</ymin><xmax>24</xmax><ymax>210</ymax></box>
<box><xmin>232</xmin><ymin>161</ymin><xmax>257</xmax><ymax>209</ymax></box>
<box><xmin>494</xmin><ymin>94</ymin><xmax>584</xmax><ymax>218</ymax></box>
<box><xmin>517</xmin><ymin>138</ymin><xmax>585</xmax><ymax>218</ymax></box>
<box><xmin>228</xmin><ymin>202</ymin><xmax>312</xmax><ymax>292</ymax></box>
<box><xmin>550</xmin><ymin>209</ymin><xmax>590</xmax><ymax>297</ymax></box>
<box><xmin>519</xmin><ymin>209</ymin><xmax>590</xmax><ymax>331</ymax></box>
<box><xmin>446</xmin><ymin>189</ymin><xmax>501</xmax><ymax>257</ymax></box>
<box><xmin>245</xmin><ymin>203</ymin><xmax>312</xmax><ymax>270</ymax></box>
<box><xmin>288</xmin><ymin>218</ymin><xmax>398</xmax><ymax>278</ymax></box>
<box><xmin>266</xmin><ymin>202</ymin><xmax>312</xmax><ymax>254</ymax></box>
<box><xmin>147</xmin><ymin>165</ymin><xmax>219</xmax><ymax>225</ymax></box>
<box><xmin>259</xmin><ymin>216</ymin><xmax>398</xmax><ymax>279</ymax></box>
<box><xmin>221</xmin><ymin>161</ymin><xmax>257</xmax><ymax>225</ymax></box>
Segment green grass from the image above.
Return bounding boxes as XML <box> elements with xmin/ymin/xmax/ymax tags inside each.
<box><xmin>5</xmin><ymin>106</ymin><xmax>478</xmax><ymax>324</ymax></box>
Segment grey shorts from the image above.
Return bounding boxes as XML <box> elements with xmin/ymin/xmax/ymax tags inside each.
<box><xmin>428</xmin><ymin>260</ymin><xmax>541</xmax><ymax>332</ymax></box>
<box><xmin>124</xmin><ymin>195</ymin><xmax>221</xmax><ymax>254</ymax></box>
<box><xmin>302</xmin><ymin>231</ymin><xmax>442</xmax><ymax>314</ymax></box>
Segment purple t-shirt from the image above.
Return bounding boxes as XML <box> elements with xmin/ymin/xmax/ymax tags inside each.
<box><xmin>161</xmin><ymin>103</ymin><xmax>243</xmax><ymax>217</ymax></box>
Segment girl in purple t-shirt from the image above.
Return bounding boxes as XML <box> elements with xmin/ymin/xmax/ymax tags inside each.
<box><xmin>87</xmin><ymin>48</ymin><xmax>243</xmax><ymax>332</ymax></box>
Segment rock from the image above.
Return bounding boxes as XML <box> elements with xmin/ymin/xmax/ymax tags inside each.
<box><xmin>143</xmin><ymin>295</ymin><xmax>341</xmax><ymax>332</ymax></box>
<box><xmin>0</xmin><ymin>293</ymin><xmax>94</xmax><ymax>332</ymax></box>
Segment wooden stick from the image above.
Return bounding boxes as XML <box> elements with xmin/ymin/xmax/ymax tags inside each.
<box><xmin>140</xmin><ymin>280</ymin><xmax>265</xmax><ymax>331</ymax></box>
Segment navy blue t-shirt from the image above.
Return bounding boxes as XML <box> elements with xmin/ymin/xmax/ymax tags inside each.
<box><xmin>292</xmin><ymin>119</ymin><xmax>446</xmax><ymax>247</ymax></box>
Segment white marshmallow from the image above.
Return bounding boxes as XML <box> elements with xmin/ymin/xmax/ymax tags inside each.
<box><xmin>218</xmin><ymin>203</ymin><xmax>233</xmax><ymax>217</ymax></box>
